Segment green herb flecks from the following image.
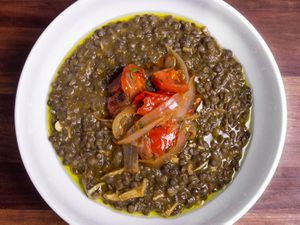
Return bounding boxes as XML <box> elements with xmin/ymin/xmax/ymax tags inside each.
<box><xmin>129</xmin><ymin>68</ymin><xmax>138</xmax><ymax>72</ymax></box>
<box><xmin>146</xmin><ymin>80</ymin><xmax>152</xmax><ymax>88</ymax></box>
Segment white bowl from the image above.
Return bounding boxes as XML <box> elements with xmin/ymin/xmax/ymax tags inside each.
<box><xmin>15</xmin><ymin>0</ymin><xmax>287</xmax><ymax>224</ymax></box>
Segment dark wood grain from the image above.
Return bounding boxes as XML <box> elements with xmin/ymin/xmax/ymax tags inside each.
<box><xmin>226</xmin><ymin>0</ymin><xmax>300</xmax><ymax>77</ymax></box>
<box><xmin>0</xmin><ymin>210</ymin><xmax>65</xmax><ymax>225</ymax></box>
<box><xmin>0</xmin><ymin>0</ymin><xmax>299</xmax><ymax>224</ymax></box>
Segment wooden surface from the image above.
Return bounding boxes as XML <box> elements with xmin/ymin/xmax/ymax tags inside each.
<box><xmin>0</xmin><ymin>0</ymin><xmax>299</xmax><ymax>224</ymax></box>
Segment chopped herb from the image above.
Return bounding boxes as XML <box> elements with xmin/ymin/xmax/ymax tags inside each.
<box><xmin>146</xmin><ymin>80</ymin><xmax>152</xmax><ymax>88</ymax></box>
<box><xmin>129</xmin><ymin>67</ymin><xmax>138</xmax><ymax>72</ymax></box>
<box><xmin>128</xmin><ymin>68</ymin><xmax>138</xmax><ymax>79</ymax></box>
<box><xmin>140</xmin><ymin>123</ymin><xmax>145</xmax><ymax>128</ymax></box>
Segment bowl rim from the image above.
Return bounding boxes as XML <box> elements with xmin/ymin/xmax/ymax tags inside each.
<box><xmin>15</xmin><ymin>0</ymin><xmax>287</xmax><ymax>224</ymax></box>
<box><xmin>218</xmin><ymin>1</ymin><xmax>287</xmax><ymax>224</ymax></box>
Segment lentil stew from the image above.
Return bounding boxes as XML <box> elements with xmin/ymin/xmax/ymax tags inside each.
<box><xmin>47</xmin><ymin>14</ymin><xmax>252</xmax><ymax>217</ymax></box>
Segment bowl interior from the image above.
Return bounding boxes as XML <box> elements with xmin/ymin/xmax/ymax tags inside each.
<box><xmin>15</xmin><ymin>0</ymin><xmax>286</xmax><ymax>225</ymax></box>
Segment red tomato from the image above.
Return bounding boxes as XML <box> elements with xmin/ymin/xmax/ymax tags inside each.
<box><xmin>121</xmin><ymin>64</ymin><xmax>145</xmax><ymax>99</ymax></box>
<box><xmin>144</xmin><ymin>120</ymin><xmax>178</xmax><ymax>158</ymax></box>
<box><xmin>152</xmin><ymin>68</ymin><xmax>188</xmax><ymax>93</ymax></box>
<box><xmin>133</xmin><ymin>91</ymin><xmax>171</xmax><ymax>115</ymax></box>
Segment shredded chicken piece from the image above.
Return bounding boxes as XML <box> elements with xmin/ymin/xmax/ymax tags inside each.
<box><xmin>153</xmin><ymin>193</ymin><xmax>164</xmax><ymax>201</ymax></box>
<box><xmin>187</xmin><ymin>163</ymin><xmax>193</xmax><ymax>175</ymax></box>
<box><xmin>67</xmin><ymin>127</ymin><xmax>71</xmax><ymax>139</ymax></box>
<box><xmin>101</xmin><ymin>168</ymin><xmax>124</xmax><ymax>179</ymax></box>
<box><xmin>104</xmin><ymin>178</ymin><xmax>148</xmax><ymax>201</ymax></box>
<box><xmin>86</xmin><ymin>182</ymin><xmax>105</xmax><ymax>198</ymax></box>
<box><xmin>93</xmin><ymin>113</ymin><xmax>113</xmax><ymax>122</ymax></box>
<box><xmin>194</xmin><ymin>161</ymin><xmax>208</xmax><ymax>172</ymax></box>
<box><xmin>162</xmin><ymin>202</ymin><xmax>178</xmax><ymax>217</ymax></box>
<box><xmin>197</xmin><ymin>146</ymin><xmax>205</xmax><ymax>150</ymax></box>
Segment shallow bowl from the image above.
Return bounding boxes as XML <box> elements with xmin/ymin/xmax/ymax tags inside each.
<box><xmin>15</xmin><ymin>0</ymin><xmax>287</xmax><ymax>224</ymax></box>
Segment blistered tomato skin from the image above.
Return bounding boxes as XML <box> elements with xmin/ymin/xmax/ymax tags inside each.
<box><xmin>121</xmin><ymin>64</ymin><xmax>146</xmax><ymax>100</ymax></box>
<box><xmin>146</xmin><ymin>120</ymin><xmax>178</xmax><ymax>157</ymax></box>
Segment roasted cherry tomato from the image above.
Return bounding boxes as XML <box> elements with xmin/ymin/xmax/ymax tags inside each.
<box><xmin>144</xmin><ymin>120</ymin><xmax>178</xmax><ymax>158</ymax></box>
<box><xmin>152</xmin><ymin>68</ymin><xmax>188</xmax><ymax>93</ymax></box>
<box><xmin>121</xmin><ymin>64</ymin><xmax>145</xmax><ymax>99</ymax></box>
<box><xmin>133</xmin><ymin>91</ymin><xmax>172</xmax><ymax>115</ymax></box>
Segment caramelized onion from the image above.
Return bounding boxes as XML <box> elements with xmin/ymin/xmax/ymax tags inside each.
<box><xmin>165</xmin><ymin>45</ymin><xmax>189</xmax><ymax>82</ymax></box>
<box><xmin>123</xmin><ymin>144</ymin><xmax>139</xmax><ymax>173</ymax></box>
<box><xmin>135</xmin><ymin>93</ymin><xmax>183</xmax><ymax>127</ymax></box>
<box><xmin>117</xmin><ymin>117</ymin><xmax>165</xmax><ymax>145</ymax></box>
<box><xmin>174</xmin><ymin>76</ymin><xmax>196</xmax><ymax>118</ymax></box>
<box><xmin>117</xmin><ymin>94</ymin><xmax>184</xmax><ymax>144</ymax></box>
<box><xmin>112</xmin><ymin>105</ymin><xmax>136</xmax><ymax>139</ymax></box>
<box><xmin>162</xmin><ymin>202</ymin><xmax>179</xmax><ymax>217</ymax></box>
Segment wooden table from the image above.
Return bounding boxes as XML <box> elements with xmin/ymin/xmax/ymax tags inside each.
<box><xmin>0</xmin><ymin>1</ymin><xmax>299</xmax><ymax>224</ymax></box>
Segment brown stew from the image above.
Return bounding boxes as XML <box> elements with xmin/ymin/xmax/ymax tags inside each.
<box><xmin>48</xmin><ymin>14</ymin><xmax>252</xmax><ymax>217</ymax></box>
